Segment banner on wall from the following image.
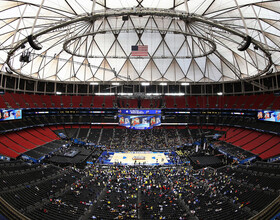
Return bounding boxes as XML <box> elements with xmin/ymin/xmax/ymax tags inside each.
<box><xmin>118</xmin><ymin>115</ymin><xmax>161</xmax><ymax>130</ymax></box>
<box><xmin>0</xmin><ymin>109</ymin><xmax>22</xmax><ymax>121</ymax></box>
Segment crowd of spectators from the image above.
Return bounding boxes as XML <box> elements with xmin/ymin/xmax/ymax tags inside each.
<box><xmin>99</xmin><ymin>128</ymin><xmax>189</xmax><ymax>152</ymax></box>
<box><xmin>1</xmin><ymin>126</ymin><xmax>279</xmax><ymax>219</ymax></box>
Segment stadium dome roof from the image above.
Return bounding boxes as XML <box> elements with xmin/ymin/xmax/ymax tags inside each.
<box><xmin>0</xmin><ymin>0</ymin><xmax>280</xmax><ymax>84</ymax></box>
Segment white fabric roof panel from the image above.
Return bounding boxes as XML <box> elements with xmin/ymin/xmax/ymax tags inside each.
<box><xmin>0</xmin><ymin>0</ymin><xmax>279</xmax><ymax>83</ymax></box>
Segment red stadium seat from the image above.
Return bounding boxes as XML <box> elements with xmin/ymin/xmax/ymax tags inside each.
<box><xmin>2</xmin><ymin>93</ymin><xmax>18</xmax><ymax>108</ymax></box>
<box><xmin>104</xmin><ymin>96</ymin><xmax>115</xmax><ymax>108</ymax></box>
<box><xmin>175</xmin><ymin>97</ymin><xmax>186</xmax><ymax>108</ymax></box>
<box><xmin>226</xmin><ymin>96</ymin><xmax>238</xmax><ymax>109</ymax></box>
<box><xmin>30</xmin><ymin>94</ymin><xmax>44</xmax><ymax>107</ymax></box>
<box><xmin>165</xmin><ymin>96</ymin><xmax>175</xmax><ymax>108</ymax></box>
<box><xmin>235</xmin><ymin>96</ymin><xmax>248</xmax><ymax>109</ymax></box>
<box><xmin>197</xmin><ymin>96</ymin><xmax>207</xmax><ymax>108</ymax></box>
<box><xmin>208</xmin><ymin>96</ymin><xmax>217</xmax><ymax>108</ymax></box>
<box><xmin>72</xmin><ymin>96</ymin><xmax>82</xmax><ymax>108</ymax></box>
<box><xmin>0</xmin><ymin>95</ymin><xmax>7</xmax><ymax>108</ymax></box>
<box><xmin>93</xmin><ymin>96</ymin><xmax>104</xmax><ymax>108</ymax></box>
<box><xmin>141</xmin><ymin>99</ymin><xmax>151</xmax><ymax>108</ymax></box>
<box><xmin>22</xmin><ymin>94</ymin><xmax>36</xmax><ymax>108</ymax></box>
<box><xmin>0</xmin><ymin>143</ymin><xmax>20</xmax><ymax>158</ymax></box>
<box><xmin>41</xmin><ymin>95</ymin><xmax>52</xmax><ymax>107</ymax></box>
<box><xmin>82</xmin><ymin>96</ymin><xmax>93</xmax><ymax>107</ymax></box>
<box><xmin>186</xmin><ymin>96</ymin><xmax>197</xmax><ymax>108</ymax></box>
<box><xmin>12</xmin><ymin>93</ymin><xmax>28</xmax><ymax>108</ymax></box>
<box><xmin>51</xmin><ymin>96</ymin><xmax>61</xmax><ymax>107</ymax></box>
<box><xmin>61</xmin><ymin>96</ymin><xmax>72</xmax><ymax>107</ymax></box>
<box><xmin>261</xmin><ymin>94</ymin><xmax>275</xmax><ymax>109</ymax></box>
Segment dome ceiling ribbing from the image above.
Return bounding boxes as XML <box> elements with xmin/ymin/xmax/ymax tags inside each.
<box><xmin>0</xmin><ymin>0</ymin><xmax>279</xmax><ymax>84</ymax></box>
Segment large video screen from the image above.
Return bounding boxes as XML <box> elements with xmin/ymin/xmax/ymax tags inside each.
<box><xmin>257</xmin><ymin>110</ymin><xmax>280</xmax><ymax>122</ymax></box>
<box><xmin>118</xmin><ymin>115</ymin><xmax>161</xmax><ymax>130</ymax></box>
<box><xmin>0</xmin><ymin>109</ymin><xmax>22</xmax><ymax>121</ymax></box>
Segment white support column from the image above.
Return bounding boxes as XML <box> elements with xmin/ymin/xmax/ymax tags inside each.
<box><xmin>184</xmin><ymin>0</ymin><xmax>189</xmax><ymax>13</ymax></box>
<box><xmin>234</xmin><ymin>0</ymin><xmax>249</xmax><ymax>35</ymax></box>
<box><xmin>31</xmin><ymin>0</ymin><xmax>45</xmax><ymax>34</ymax></box>
<box><xmin>91</xmin><ymin>0</ymin><xmax>96</xmax><ymax>14</ymax></box>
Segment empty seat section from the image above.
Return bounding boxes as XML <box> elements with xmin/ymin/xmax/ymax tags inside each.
<box><xmin>82</xmin><ymin>96</ymin><xmax>93</xmax><ymax>107</ymax></box>
<box><xmin>228</xmin><ymin>130</ymin><xmax>253</xmax><ymax>144</ymax></box>
<box><xmin>28</xmin><ymin>129</ymin><xmax>53</xmax><ymax>142</ymax></box>
<box><xmin>7</xmin><ymin>133</ymin><xmax>37</xmax><ymax>149</ymax></box>
<box><xmin>217</xmin><ymin>96</ymin><xmax>226</xmax><ymax>108</ymax></box>
<box><xmin>0</xmin><ymin>136</ymin><xmax>27</xmax><ymax>153</ymax></box>
<box><xmin>219</xmin><ymin>128</ymin><xmax>237</xmax><ymax>141</ymax></box>
<box><xmin>188</xmin><ymin>125</ymin><xmax>199</xmax><ymax>129</ymax></box>
<box><xmin>61</xmin><ymin>96</ymin><xmax>71</xmax><ymax>107</ymax></box>
<box><xmin>41</xmin><ymin>95</ymin><xmax>52</xmax><ymax>107</ymax></box>
<box><xmin>259</xmin><ymin>143</ymin><xmax>280</xmax><ymax>159</ymax></box>
<box><xmin>242</xmin><ymin>95</ymin><xmax>256</xmax><ymax>109</ymax></box>
<box><xmin>0</xmin><ymin>143</ymin><xmax>19</xmax><ymax>158</ymax></box>
<box><xmin>208</xmin><ymin>96</ymin><xmax>217</xmax><ymax>108</ymax></box>
<box><xmin>49</xmin><ymin>125</ymin><xmax>64</xmax><ymax>130</ymax></box>
<box><xmin>197</xmin><ymin>96</ymin><xmax>206</xmax><ymax>108</ymax></box>
<box><xmin>187</xmin><ymin>96</ymin><xmax>197</xmax><ymax>108</ymax></box>
<box><xmin>224</xmin><ymin>128</ymin><xmax>244</xmax><ymax>142</ymax></box>
<box><xmin>30</xmin><ymin>94</ymin><xmax>44</xmax><ymax>107</ymax></box>
<box><xmin>127</xmin><ymin>99</ymin><xmax>138</xmax><ymax>108</ymax></box>
<box><xmin>252</xmin><ymin>136</ymin><xmax>280</xmax><ymax>154</ymax></box>
<box><xmin>150</xmin><ymin>99</ymin><xmax>157</xmax><ymax>108</ymax></box>
<box><xmin>214</xmin><ymin>126</ymin><xmax>228</xmax><ymax>131</ymax></box>
<box><xmin>0</xmin><ymin>95</ymin><xmax>7</xmax><ymax>108</ymax></box>
<box><xmin>93</xmin><ymin>96</ymin><xmax>104</xmax><ymax>107</ymax></box>
<box><xmin>226</xmin><ymin>96</ymin><xmax>238</xmax><ymax>109</ymax></box>
<box><xmin>271</xmin><ymin>96</ymin><xmax>280</xmax><ymax>110</ymax></box>
<box><xmin>104</xmin><ymin>96</ymin><xmax>115</xmax><ymax>108</ymax></box>
<box><xmin>118</xmin><ymin>99</ymin><xmax>125</xmax><ymax>108</ymax></box>
<box><xmin>39</xmin><ymin>127</ymin><xmax>59</xmax><ymax>140</ymax></box>
<box><xmin>242</xmin><ymin>133</ymin><xmax>272</xmax><ymax>151</ymax></box>
<box><xmin>150</xmin><ymin>99</ymin><xmax>160</xmax><ymax>108</ymax></box>
<box><xmin>22</xmin><ymin>94</ymin><xmax>36</xmax><ymax>108</ymax></box>
<box><xmin>18</xmin><ymin>130</ymin><xmax>46</xmax><ymax>145</ymax></box>
<box><xmin>12</xmin><ymin>93</ymin><xmax>27</xmax><ymax>108</ymax></box>
<box><xmin>175</xmin><ymin>97</ymin><xmax>186</xmax><ymax>108</ymax></box>
<box><xmin>235</xmin><ymin>131</ymin><xmax>261</xmax><ymax>147</ymax></box>
<box><xmin>235</xmin><ymin>96</ymin><xmax>248</xmax><ymax>108</ymax></box>
<box><xmin>141</xmin><ymin>99</ymin><xmax>151</xmax><ymax>108</ymax></box>
<box><xmin>261</xmin><ymin>94</ymin><xmax>275</xmax><ymax>109</ymax></box>
<box><xmin>2</xmin><ymin>93</ymin><xmax>18</xmax><ymax>108</ymax></box>
<box><xmin>165</xmin><ymin>96</ymin><xmax>175</xmax><ymax>108</ymax></box>
<box><xmin>51</xmin><ymin>96</ymin><xmax>61</xmax><ymax>107</ymax></box>
<box><xmin>251</xmin><ymin>94</ymin><xmax>266</xmax><ymax>109</ymax></box>
<box><xmin>118</xmin><ymin>98</ymin><xmax>127</xmax><ymax>108</ymax></box>
<box><xmin>72</xmin><ymin>96</ymin><xmax>82</xmax><ymax>107</ymax></box>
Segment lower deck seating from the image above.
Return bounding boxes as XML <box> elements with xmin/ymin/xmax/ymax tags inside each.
<box><xmin>219</xmin><ymin>127</ymin><xmax>280</xmax><ymax>159</ymax></box>
<box><xmin>0</xmin><ymin>127</ymin><xmax>60</xmax><ymax>158</ymax></box>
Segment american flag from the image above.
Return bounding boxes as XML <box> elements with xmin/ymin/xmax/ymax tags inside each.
<box><xmin>131</xmin><ymin>45</ymin><xmax>148</xmax><ymax>56</ymax></box>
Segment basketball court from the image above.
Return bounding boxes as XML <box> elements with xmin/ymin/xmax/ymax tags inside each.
<box><xmin>99</xmin><ymin>151</ymin><xmax>172</xmax><ymax>165</ymax></box>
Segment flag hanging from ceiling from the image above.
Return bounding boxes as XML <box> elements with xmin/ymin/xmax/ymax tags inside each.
<box><xmin>131</xmin><ymin>45</ymin><xmax>148</xmax><ymax>56</ymax></box>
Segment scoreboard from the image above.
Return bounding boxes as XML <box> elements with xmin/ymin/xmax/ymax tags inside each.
<box><xmin>118</xmin><ymin>109</ymin><xmax>161</xmax><ymax>130</ymax></box>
